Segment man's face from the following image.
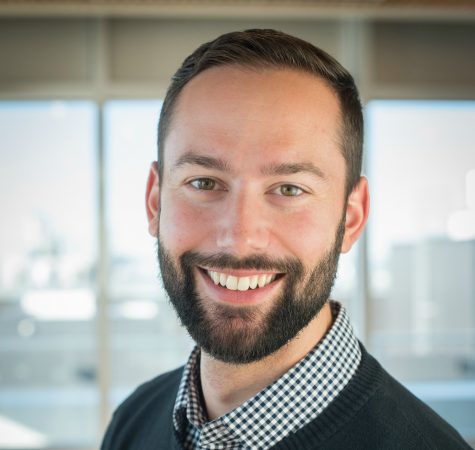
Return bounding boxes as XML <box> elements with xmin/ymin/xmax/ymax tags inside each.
<box><xmin>150</xmin><ymin>66</ymin><xmax>358</xmax><ymax>364</ymax></box>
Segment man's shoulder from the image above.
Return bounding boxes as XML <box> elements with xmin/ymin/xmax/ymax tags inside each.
<box><xmin>101</xmin><ymin>366</ymin><xmax>184</xmax><ymax>450</ymax></box>
<box><xmin>369</xmin><ymin>364</ymin><xmax>472</xmax><ymax>449</ymax></box>
<box><xmin>280</xmin><ymin>347</ymin><xmax>472</xmax><ymax>450</ymax></box>
<box><xmin>329</xmin><ymin>348</ymin><xmax>472</xmax><ymax>449</ymax></box>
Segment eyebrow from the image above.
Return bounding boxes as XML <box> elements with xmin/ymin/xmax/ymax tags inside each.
<box><xmin>173</xmin><ymin>152</ymin><xmax>231</xmax><ymax>172</ymax></box>
<box><xmin>173</xmin><ymin>152</ymin><xmax>326</xmax><ymax>180</ymax></box>
<box><xmin>261</xmin><ymin>162</ymin><xmax>326</xmax><ymax>180</ymax></box>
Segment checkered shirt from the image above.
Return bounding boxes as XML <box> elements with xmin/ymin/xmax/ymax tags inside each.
<box><xmin>172</xmin><ymin>301</ymin><xmax>361</xmax><ymax>450</ymax></box>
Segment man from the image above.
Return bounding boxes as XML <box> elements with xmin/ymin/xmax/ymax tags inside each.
<box><xmin>101</xmin><ymin>29</ymin><xmax>471</xmax><ymax>449</ymax></box>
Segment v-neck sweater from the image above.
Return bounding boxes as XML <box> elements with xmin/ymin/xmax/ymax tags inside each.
<box><xmin>101</xmin><ymin>344</ymin><xmax>472</xmax><ymax>449</ymax></box>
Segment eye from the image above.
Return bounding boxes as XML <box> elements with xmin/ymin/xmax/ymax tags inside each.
<box><xmin>189</xmin><ymin>178</ymin><xmax>219</xmax><ymax>190</ymax></box>
<box><xmin>275</xmin><ymin>184</ymin><xmax>305</xmax><ymax>197</ymax></box>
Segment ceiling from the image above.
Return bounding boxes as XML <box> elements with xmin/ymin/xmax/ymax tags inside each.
<box><xmin>0</xmin><ymin>0</ymin><xmax>474</xmax><ymax>19</ymax></box>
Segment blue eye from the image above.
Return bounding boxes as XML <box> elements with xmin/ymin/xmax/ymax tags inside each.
<box><xmin>190</xmin><ymin>178</ymin><xmax>217</xmax><ymax>190</ymax></box>
<box><xmin>278</xmin><ymin>185</ymin><xmax>304</xmax><ymax>196</ymax></box>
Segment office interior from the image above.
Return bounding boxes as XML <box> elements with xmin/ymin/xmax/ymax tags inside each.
<box><xmin>0</xmin><ymin>1</ymin><xmax>474</xmax><ymax>448</ymax></box>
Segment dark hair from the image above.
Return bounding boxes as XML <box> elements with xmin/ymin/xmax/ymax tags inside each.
<box><xmin>158</xmin><ymin>28</ymin><xmax>363</xmax><ymax>198</ymax></box>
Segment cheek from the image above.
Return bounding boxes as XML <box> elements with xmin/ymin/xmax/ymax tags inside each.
<box><xmin>159</xmin><ymin>194</ymin><xmax>212</xmax><ymax>252</ymax></box>
<box><xmin>273</xmin><ymin>206</ymin><xmax>338</xmax><ymax>262</ymax></box>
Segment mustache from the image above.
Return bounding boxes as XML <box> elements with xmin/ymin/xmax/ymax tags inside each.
<box><xmin>180</xmin><ymin>251</ymin><xmax>303</xmax><ymax>274</ymax></box>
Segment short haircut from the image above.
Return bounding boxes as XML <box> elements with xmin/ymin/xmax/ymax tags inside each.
<box><xmin>157</xmin><ymin>28</ymin><xmax>363</xmax><ymax>198</ymax></box>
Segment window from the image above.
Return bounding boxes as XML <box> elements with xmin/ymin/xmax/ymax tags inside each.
<box><xmin>366</xmin><ymin>100</ymin><xmax>475</xmax><ymax>440</ymax></box>
<box><xmin>0</xmin><ymin>101</ymin><xmax>98</xmax><ymax>448</ymax></box>
<box><xmin>104</xmin><ymin>100</ymin><xmax>194</xmax><ymax>409</ymax></box>
<box><xmin>2</xmin><ymin>99</ymin><xmax>473</xmax><ymax>448</ymax></box>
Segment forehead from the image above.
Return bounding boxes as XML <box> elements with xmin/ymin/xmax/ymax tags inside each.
<box><xmin>163</xmin><ymin>66</ymin><xmax>344</xmax><ymax>174</ymax></box>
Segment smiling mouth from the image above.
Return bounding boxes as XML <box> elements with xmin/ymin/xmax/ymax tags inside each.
<box><xmin>202</xmin><ymin>269</ymin><xmax>283</xmax><ymax>291</ymax></box>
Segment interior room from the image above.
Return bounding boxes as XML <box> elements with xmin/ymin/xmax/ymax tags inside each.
<box><xmin>0</xmin><ymin>0</ymin><xmax>474</xmax><ymax>448</ymax></box>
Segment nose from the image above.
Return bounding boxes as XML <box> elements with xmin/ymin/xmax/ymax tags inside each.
<box><xmin>216</xmin><ymin>190</ymin><xmax>270</xmax><ymax>254</ymax></box>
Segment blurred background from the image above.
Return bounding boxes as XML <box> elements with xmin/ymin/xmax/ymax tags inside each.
<box><xmin>0</xmin><ymin>0</ymin><xmax>474</xmax><ymax>448</ymax></box>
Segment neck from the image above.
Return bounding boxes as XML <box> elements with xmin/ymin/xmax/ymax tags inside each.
<box><xmin>200</xmin><ymin>301</ymin><xmax>333</xmax><ymax>420</ymax></box>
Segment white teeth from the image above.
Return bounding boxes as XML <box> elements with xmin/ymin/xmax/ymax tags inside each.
<box><xmin>207</xmin><ymin>270</ymin><xmax>278</xmax><ymax>291</ymax></box>
<box><xmin>257</xmin><ymin>274</ymin><xmax>267</xmax><ymax>288</ymax></box>
<box><xmin>219</xmin><ymin>273</ymin><xmax>227</xmax><ymax>287</ymax></box>
<box><xmin>225</xmin><ymin>275</ymin><xmax>238</xmax><ymax>290</ymax></box>
<box><xmin>237</xmin><ymin>277</ymin><xmax>251</xmax><ymax>291</ymax></box>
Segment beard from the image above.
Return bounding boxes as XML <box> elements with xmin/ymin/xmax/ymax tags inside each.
<box><xmin>158</xmin><ymin>216</ymin><xmax>345</xmax><ymax>364</ymax></box>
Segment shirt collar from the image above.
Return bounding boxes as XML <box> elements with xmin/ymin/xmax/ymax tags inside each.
<box><xmin>173</xmin><ymin>301</ymin><xmax>361</xmax><ymax>449</ymax></box>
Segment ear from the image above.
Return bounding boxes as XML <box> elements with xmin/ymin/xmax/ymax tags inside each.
<box><xmin>341</xmin><ymin>176</ymin><xmax>370</xmax><ymax>253</ymax></box>
<box><xmin>145</xmin><ymin>161</ymin><xmax>160</xmax><ymax>237</ymax></box>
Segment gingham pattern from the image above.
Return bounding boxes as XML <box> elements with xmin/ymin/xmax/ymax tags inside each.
<box><xmin>173</xmin><ymin>301</ymin><xmax>361</xmax><ymax>450</ymax></box>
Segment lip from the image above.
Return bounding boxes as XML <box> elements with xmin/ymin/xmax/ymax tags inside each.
<box><xmin>197</xmin><ymin>267</ymin><xmax>284</xmax><ymax>306</ymax></box>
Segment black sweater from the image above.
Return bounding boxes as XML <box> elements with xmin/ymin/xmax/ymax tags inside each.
<box><xmin>101</xmin><ymin>345</ymin><xmax>473</xmax><ymax>449</ymax></box>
